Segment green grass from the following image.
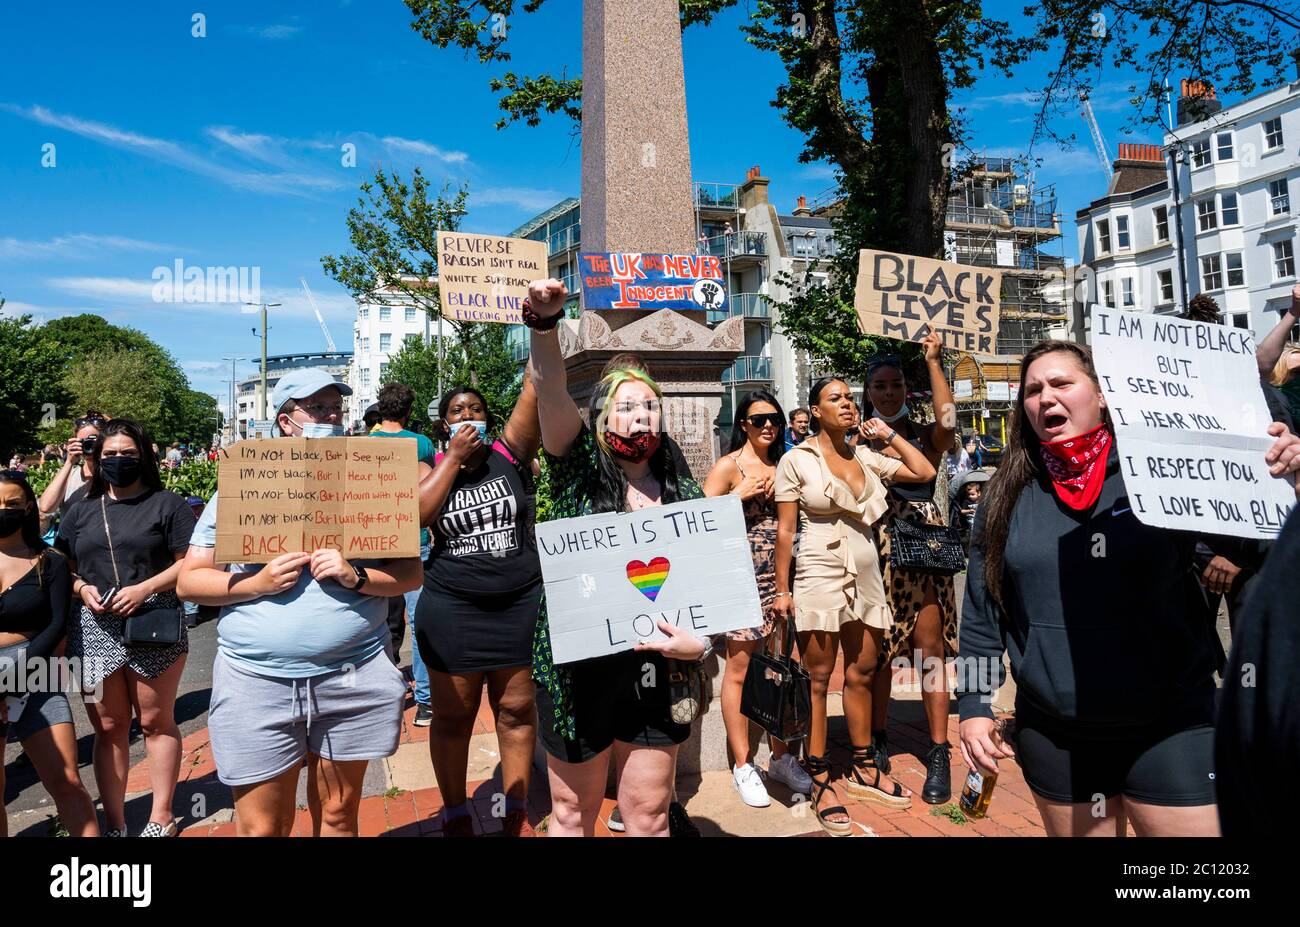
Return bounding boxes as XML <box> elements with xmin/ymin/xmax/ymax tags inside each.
<box><xmin>46</xmin><ymin>815</ymin><xmax>70</xmax><ymax>837</ymax></box>
<box><xmin>382</xmin><ymin>787</ymin><xmax>407</xmax><ymax>799</ymax></box>
<box><xmin>929</xmin><ymin>803</ymin><xmax>969</xmax><ymax>825</ymax></box>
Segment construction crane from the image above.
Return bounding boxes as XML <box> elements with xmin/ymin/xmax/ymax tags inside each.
<box><xmin>300</xmin><ymin>277</ymin><xmax>338</xmax><ymax>352</ymax></box>
<box><xmin>1080</xmin><ymin>93</ymin><xmax>1114</xmax><ymax>182</ymax></box>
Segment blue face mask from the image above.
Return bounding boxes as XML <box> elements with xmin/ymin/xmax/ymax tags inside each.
<box><xmin>454</xmin><ymin>420</ymin><xmax>488</xmax><ymax>442</ymax></box>
<box><xmin>302</xmin><ymin>423</ymin><xmax>344</xmax><ymax>438</ymax></box>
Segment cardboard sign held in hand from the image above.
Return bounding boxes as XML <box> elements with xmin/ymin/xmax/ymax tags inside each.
<box><xmin>854</xmin><ymin>249</ymin><xmax>1001</xmax><ymax>356</ymax></box>
<box><xmin>436</xmin><ymin>231</ymin><xmax>549</xmax><ymax>324</ymax></box>
<box><xmin>214</xmin><ymin>437</ymin><xmax>421</xmax><ymax>563</ymax></box>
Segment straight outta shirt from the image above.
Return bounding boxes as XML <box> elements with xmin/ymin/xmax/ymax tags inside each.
<box><xmin>425</xmin><ymin>439</ymin><xmax>540</xmax><ymax>595</ymax></box>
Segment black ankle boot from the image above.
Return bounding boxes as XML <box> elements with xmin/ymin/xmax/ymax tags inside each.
<box><xmin>922</xmin><ymin>741</ymin><xmax>951</xmax><ymax>804</ymax></box>
<box><xmin>871</xmin><ymin>730</ymin><xmax>891</xmax><ymax>775</ymax></box>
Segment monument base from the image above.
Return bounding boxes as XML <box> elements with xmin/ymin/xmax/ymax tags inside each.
<box><xmin>559</xmin><ymin>309</ymin><xmax>744</xmax><ymax>481</ymax></box>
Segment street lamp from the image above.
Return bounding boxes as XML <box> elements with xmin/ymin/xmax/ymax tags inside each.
<box><xmin>244</xmin><ymin>303</ymin><xmax>282</xmax><ymax>419</ymax></box>
<box><xmin>221</xmin><ymin>356</ymin><xmax>245</xmax><ymax>443</ymax></box>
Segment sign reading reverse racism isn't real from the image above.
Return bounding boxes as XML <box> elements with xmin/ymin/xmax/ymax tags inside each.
<box><xmin>854</xmin><ymin>249</ymin><xmax>1002</xmax><ymax>355</ymax></box>
<box><xmin>536</xmin><ymin>495</ymin><xmax>762</xmax><ymax>664</ymax></box>
<box><xmin>1092</xmin><ymin>307</ymin><xmax>1295</xmax><ymax>540</ymax></box>
<box><xmin>436</xmin><ymin>231</ymin><xmax>549</xmax><ymax>325</ymax></box>
<box><xmin>214</xmin><ymin>437</ymin><xmax>421</xmax><ymax>563</ymax></box>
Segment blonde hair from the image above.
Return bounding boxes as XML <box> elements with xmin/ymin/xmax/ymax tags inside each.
<box><xmin>592</xmin><ymin>367</ymin><xmax>663</xmax><ymax>455</ymax></box>
<box><xmin>1270</xmin><ymin>344</ymin><xmax>1300</xmax><ymax>387</ymax></box>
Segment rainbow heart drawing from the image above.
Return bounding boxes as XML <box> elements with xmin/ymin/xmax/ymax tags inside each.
<box><xmin>626</xmin><ymin>557</ymin><xmax>671</xmax><ymax>602</ymax></box>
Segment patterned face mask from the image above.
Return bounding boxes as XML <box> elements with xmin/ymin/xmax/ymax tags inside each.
<box><xmin>603</xmin><ymin>430</ymin><xmax>661</xmax><ymax>463</ymax></box>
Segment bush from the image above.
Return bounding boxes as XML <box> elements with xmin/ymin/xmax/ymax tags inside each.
<box><xmin>161</xmin><ymin>460</ymin><xmax>218</xmax><ymax>500</ymax></box>
<box><xmin>24</xmin><ymin>460</ymin><xmax>62</xmax><ymax>497</ymax></box>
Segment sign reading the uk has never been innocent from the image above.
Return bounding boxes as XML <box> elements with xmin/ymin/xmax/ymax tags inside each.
<box><xmin>214</xmin><ymin>437</ymin><xmax>421</xmax><ymax>563</ymax></box>
<box><xmin>854</xmin><ymin>249</ymin><xmax>1002</xmax><ymax>355</ymax></box>
<box><xmin>579</xmin><ymin>252</ymin><xmax>729</xmax><ymax>313</ymax></box>
<box><xmin>536</xmin><ymin>496</ymin><xmax>762</xmax><ymax>664</ymax></box>
<box><xmin>1092</xmin><ymin>307</ymin><xmax>1295</xmax><ymax>540</ymax></box>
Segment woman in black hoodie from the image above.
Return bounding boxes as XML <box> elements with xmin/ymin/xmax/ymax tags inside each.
<box><xmin>957</xmin><ymin>340</ymin><xmax>1300</xmax><ymax>836</ymax></box>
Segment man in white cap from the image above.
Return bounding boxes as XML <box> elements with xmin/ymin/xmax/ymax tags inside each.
<box><xmin>177</xmin><ymin>368</ymin><xmax>423</xmax><ymax>836</ymax></box>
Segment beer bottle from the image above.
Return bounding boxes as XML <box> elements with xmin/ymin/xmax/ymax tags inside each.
<box><xmin>959</xmin><ymin>766</ymin><xmax>997</xmax><ymax>819</ymax></box>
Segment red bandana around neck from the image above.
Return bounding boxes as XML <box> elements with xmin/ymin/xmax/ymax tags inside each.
<box><xmin>1039</xmin><ymin>423</ymin><xmax>1112</xmax><ymax>510</ymax></box>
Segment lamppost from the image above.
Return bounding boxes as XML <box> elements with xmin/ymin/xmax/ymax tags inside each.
<box><xmin>244</xmin><ymin>303</ymin><xmax>282</xmax><ymax>419</ymax></box>
<box><xmin>221</xmin><ymin>356</ymin><xmax>245</xmax><ymax>443</ymax></box>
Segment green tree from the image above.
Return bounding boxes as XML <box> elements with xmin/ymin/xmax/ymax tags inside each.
<box><xmin>322</xmin><ymin>166</ymin><xmax>524</xmax><ymax>420</ymax></box>
<box><xmin>64</xmin><ymin>348</ymin><xmax>167</xmax><ymax>436</ymax></box>
<box><xmin>0</xmin><ymin>312</ymin><xmax>67</xmax><ymax>460</ymax></box>
<box><xmin>401</xmin><ymin>0</ymin><xmax>1297</xmax><ymax>372</ymax></box>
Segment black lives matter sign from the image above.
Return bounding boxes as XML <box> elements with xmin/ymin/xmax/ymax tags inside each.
<box><xmin>854</xmin><ymin>249</ymin><xmax>1002</xmax><ymax>355</ymax></box>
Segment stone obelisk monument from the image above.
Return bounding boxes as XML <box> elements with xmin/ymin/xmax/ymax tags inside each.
<box><xmin>560</xmin><ymin>0</ymin><xmax>743</xmax><ymax>479</ymax></box>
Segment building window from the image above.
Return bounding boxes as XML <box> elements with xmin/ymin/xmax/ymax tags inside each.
<box><xmin>1201</xmin><ymin>255</ymin><xmax>1223</xmax><ymax>291</ymax></box>
<box><xmin>379</xmin><ymin>362</ymin><xmax>389</xmax><ymax>380</ymax></box>
<box><xmin>361</xmin><ymin>368</ymin><xmax>371</xmax><ymax>387</ymax></box>
<box><xmin>1264</xmin><ymin>116</ymin><xmax>1283</xmax><ymax>151</ymax></box>
<box><xmin>359</xmin><ymin>307</ymin><xmax>369</xmax><ymax>319</ymax></box>
<box><xmin>1116</xmin><ymin>216</ymin><xmax>1130</xmax><ymax>250</ymax></box>
<box><xmin>1233</xmin><ymin>314</ymin><xmax>1249</xmax><ymax>329</ymax></box>
<box><xmin>379</xmin><ymin>333</ymin><xmax>391</xmax><ymax>352</ymax></box>
<box><xmin>1190</xmin><ymin>138</ymin><xmax>1210</xmax><ymax>167</ymax></box>
<box><xmin>1097</xmin><ymin>219</ymin><xmax>1111</xmax><ymax>253</ymax></box>
<box><xmin>1269</xmin><ymin>178</ymin><xmax>1290</xmax><ymax>216</ymax></box>
<box><xmin>379</xmin><ymin>307</ymin><xmax>391</xmax><ymax>322</ymax></box>
<box><xmin>405</xmin><ymin>308</ymin><xmax>417</xmax><ymax>322</ymax></box>
<box><xmin>1225</xmin><ymin>252</ymin><xmax>1245</xmax><ymax>288</ymax></box>
<box><xmin>1216</xmin><ymin>132</ymin><xmax>1234</xmax><ymax>160</ymax></box>
<box><xmin>1158</xmin><ymin>269</ymin><xmax>1174</xmax><ymax>303</ymax></box>
<box><xmin>362</xmin><ymin>337</ymin><xmax>370</xmax><ymax>352</ymax></box>
<box><xmin>1196</xmin><ymin>199</ymin><xmax>1217</xmax><ymax>232</ymax></box>
<box><xmin>1121</xmin><ymin>276</ymin><xmax>1134</xmax><ymax>307</ymax></box>
<box><xmin>1274</xmin><ymin>239</ymin><xmax>1296</xmax><ymax>279</ymax></box>
<box><xmin>405</xmin><ymin>334</ymin><xmax>421</xmax><ymax>348</ymax></box>
<box><xmin>1153</xmin><ymin>205</ymin><xmax>1170</xmax><ymax>242</ymax></box>
<box><xmin>1220</xmin><ymin>193</ymin><xmax>1239</xmax><ymax>226</ymax></box>
<box><xmin>1102</xmin><ymin>279</ymin><xmax>1115</xmax><ymax>308</ymax></box>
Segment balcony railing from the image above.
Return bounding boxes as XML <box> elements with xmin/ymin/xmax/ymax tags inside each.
<box><xmin>698</xmin><ymin>230</ymin><xmax>767</xmax><ymax>259</ymax></box>
<box><xmin>694</xmin><ymin>182</ymin><xmax>740</xmax><ymax>209</ymax></box>
<box><xmin>722</xmin><ymin>355</ymin><xmax>773</xmax><ymax>383</ymax></box>
<box><xmin>546</xmin><ymin>225</ymin><xmax>581</xmax><ymax>255</ymax></box>
<box><xmin>707</xmin><ymin>292</ymin><xmax>771</xmax><ymax>324</ymax></box>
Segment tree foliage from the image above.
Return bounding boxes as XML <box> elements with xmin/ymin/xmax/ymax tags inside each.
<box><xmin>0</xmin><ymin>312</ymin><xmax>66</xmax><ymax>461</ymax></box>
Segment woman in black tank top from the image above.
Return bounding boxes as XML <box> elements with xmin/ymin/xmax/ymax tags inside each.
<box><xmin>859</xmin><ymin>331</ymin><xmax>960</xmax><ymax>805</ymax></box>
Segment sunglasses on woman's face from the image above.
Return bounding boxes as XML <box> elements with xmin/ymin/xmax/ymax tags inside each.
<box><xmin>745</xmin><ymin>413</ymin><xmax>782</xmax><ymax>429</ymax></box>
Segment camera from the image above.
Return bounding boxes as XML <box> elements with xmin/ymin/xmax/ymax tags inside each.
<box><xmin>80</xmin><ymin>435</ymin><xmax>100</xmax><ymax>457</ymax></box>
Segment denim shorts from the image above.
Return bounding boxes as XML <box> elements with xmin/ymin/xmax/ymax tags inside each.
<box><xmin>1</xmin><ymin>642</ymin><xmax>75</xmax><ymax>743</ymax></box>
<box><xmin>208</xmin><ymin>650</ymin><xmax>407</xmax><ymax>787</ymax></box>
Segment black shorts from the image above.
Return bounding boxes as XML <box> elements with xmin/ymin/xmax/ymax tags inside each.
<box><xmin>535</xmin><ymin>650</ymin><xmax>691</xmax><ymax>764</ymax></box>
<box><xmin>1013</xmin><ymin>682</ymin><xmax>1217</xmax><ymax>807</ymax></box>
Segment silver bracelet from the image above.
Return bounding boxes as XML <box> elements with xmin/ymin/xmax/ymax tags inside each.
<box><xmin>694</xmin><ymin>635</ymin><xmax>717</xmax><ymax>664</ymax></box>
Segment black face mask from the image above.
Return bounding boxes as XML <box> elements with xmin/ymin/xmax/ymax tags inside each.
<box><xmin>99</xmin><ymin>456</ymin><xmax>142</xmax><ymax>487</ymax></box>
<box><xmin>0</xmin><ymin>507</ymin><xmax>26</xmax><ymax>538</ymax></box>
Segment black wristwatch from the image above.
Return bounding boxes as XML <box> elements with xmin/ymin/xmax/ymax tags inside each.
<box><xmin>348</xmin><ymin>562</ymin><xmax>370</xmax><ymax>591</ymax></box>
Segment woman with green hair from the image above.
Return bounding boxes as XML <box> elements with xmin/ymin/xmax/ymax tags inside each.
<box><xmin>523</xmin><ymin>278</ymin><xmax>711</xmax><ymax>837</ymax></box>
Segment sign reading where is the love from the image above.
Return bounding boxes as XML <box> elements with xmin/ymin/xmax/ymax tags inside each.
<box><xmin>536</xmin><ymin>496</ymin><xmax>763</xmax><ymax>664</ymax></box>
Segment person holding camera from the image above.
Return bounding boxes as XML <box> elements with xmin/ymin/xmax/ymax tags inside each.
<box><xmin>57</xmin><ymin>418</ymin><xmax>196</xmax><ymax>837</ymax></box>
<box><xmin>39</xmin><ymin>412</ymin><xmax>108</xmax><ymax>522</ymax></box>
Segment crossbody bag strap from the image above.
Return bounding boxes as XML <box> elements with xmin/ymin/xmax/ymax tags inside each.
<box><xmin>99</xmin><ymin>494</ymin><xmax>121</xmax><ymax>589</ymax></box>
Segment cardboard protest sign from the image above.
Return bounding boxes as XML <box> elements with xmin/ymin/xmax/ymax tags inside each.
<box><xmin>854</xmin><ymin>249</ymin><xmax>1001</xmax><ymax>355</ymax></box>
<box><xmin>1092</xmin><ymin>307</ymin><xmax>1295</xmax><ymax>540</ymax></box>
<box><xmin>536</xmin><ymin>495</ymin><xmax>762</xmax><ymax>664</ymax></box>
<box><xmin>214</xmin><ymin>437</ymin><xmax>421</xmax><ymax>563</ymax></box>
<box><xmin>436</xmin><ymin>231</ymin><xmax>548</xmax><ymax>324</ymax></box>
<box><xmin>579</xmin><ymin>252</ymin><xmax>727</xmax><ymax>313</ymax></box>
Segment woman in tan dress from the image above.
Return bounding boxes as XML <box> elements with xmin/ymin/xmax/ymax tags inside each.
<box><xmin>773</xmin><ymin>377</ymin><xmax>936</xmax><ymax>836</ymax></box>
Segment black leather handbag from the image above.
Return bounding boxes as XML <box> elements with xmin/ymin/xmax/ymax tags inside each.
<box><xmin>740</xmin><ymin>617</ymin><xmax>811</xmax><ymax>743</ymax></box>
<box><xmin>100</xmin><ymin>496</ymin><xmax>184</xmax><ymax>647</ymax></box>
<box><xmin>886</xmin><ymin>518</ymin><xmax>967</xmax><ymax>575</ymax></box>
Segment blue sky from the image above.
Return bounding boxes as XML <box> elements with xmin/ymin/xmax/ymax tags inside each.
<box><xmin>0</xmin><ymin>0</ymin><xmax>1233</xmax><ymax>414</ymax></box>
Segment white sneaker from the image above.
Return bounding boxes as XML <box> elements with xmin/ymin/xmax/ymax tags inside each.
<box><xmin>732</xmin><ymin>763</ymin><xmax>771</xmax><ymax>808</ymax></box>
<box><xmin>767</xmin><ymin>754</ymin><xmax>813</xmax><ymax>796</ymax></box>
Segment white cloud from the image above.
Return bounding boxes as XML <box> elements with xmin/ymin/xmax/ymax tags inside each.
<box><xmin>471</xmin><ymin>186</ymin><xmax>568</xmax><ymax>212</ymax></box>
<box><xmin>2</xmin><ymin>104</ymin><xmax>344</xmax><ymax>196</ymax></box>
<box><xmin>183</xmin><ymin>360</ymin><xmax>226</xmax><ymax>373</ymax></box>
<box><xmin>46</xmin><ymin>277</ymin><xmax>158</xmax><ymax>301</ymax></box>
<box><xmin>799</xmin><ymin>163</ymin><xmax>837</xmax><ymax>181</ymax></box>
<box><xmin>960</xmin><ymin>90</ymin><xmax>1040</xmax><ymax>111</ymax></box>
<box><xmin>250</xmin><ymin>24</ymin><xmax>303</xmax><ymax>39</ymax></box>
<box><xmin>380</xmin><ymin>136</ymin><xmax>470</xmax><ymax>165</ymax></box>
<box><xmin>0</xmin><ymin>234</ymin><xmax>176</xmax><ymax>260</ymax></box>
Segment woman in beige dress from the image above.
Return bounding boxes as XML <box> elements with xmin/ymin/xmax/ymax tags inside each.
<box><xmin>773</xmin><ymin>377</ymin><xmax>936</xmax><ymax>836</ymax></box>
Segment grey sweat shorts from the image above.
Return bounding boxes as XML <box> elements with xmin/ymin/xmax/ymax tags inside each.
<box><xmin>208</xmin><ymin>650</ymin><xmax>407</xmax><ymax>787</ymax></box>
<box><xmin>1</xmin><ymin>641</ymin><xmax>75</xmax><ymax>743</ymax></box>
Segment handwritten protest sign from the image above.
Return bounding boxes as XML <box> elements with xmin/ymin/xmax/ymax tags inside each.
<box><xmin>214</xmin><ymin>437</ymin><xmax>421</xmax><ymax>563</ymax></box>
<box><xmin>854</xmin><ymin>249</ymin><xmax>1001</xmax><ymax>355</ymax></box>
<box><xmin>536</xmin><ymin>496</ymin><xmax>762</xmax><ymax>664</ymax></box>
<box><xmin>579</xmin><ymin>252</ymin><xmax>728</xmax><ymax>313</ymax></box>
<box><xmin>1092</xmin><ymin>307</ymin><xmax>1295</xmax><ymax>539</ymax></box>
<box><xmin>436</xmin><ymin>231</ymin><xmax>548</xmax><ymax>324</ymax></box>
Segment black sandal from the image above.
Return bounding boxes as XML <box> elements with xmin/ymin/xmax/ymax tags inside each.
<box><xmin>871</xmin><ymin>730</ymin><xmax>892</xmax><ymax>775</ymax></box>
<box><xmin>805</xmin><ymin>754</ymin><xmax>853</xmax><ymax>837</ymax></box>
<box><xmin>843</xmin><ymin>745</ymin><xmax>912</xmax><ymax>809</ymax></box>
